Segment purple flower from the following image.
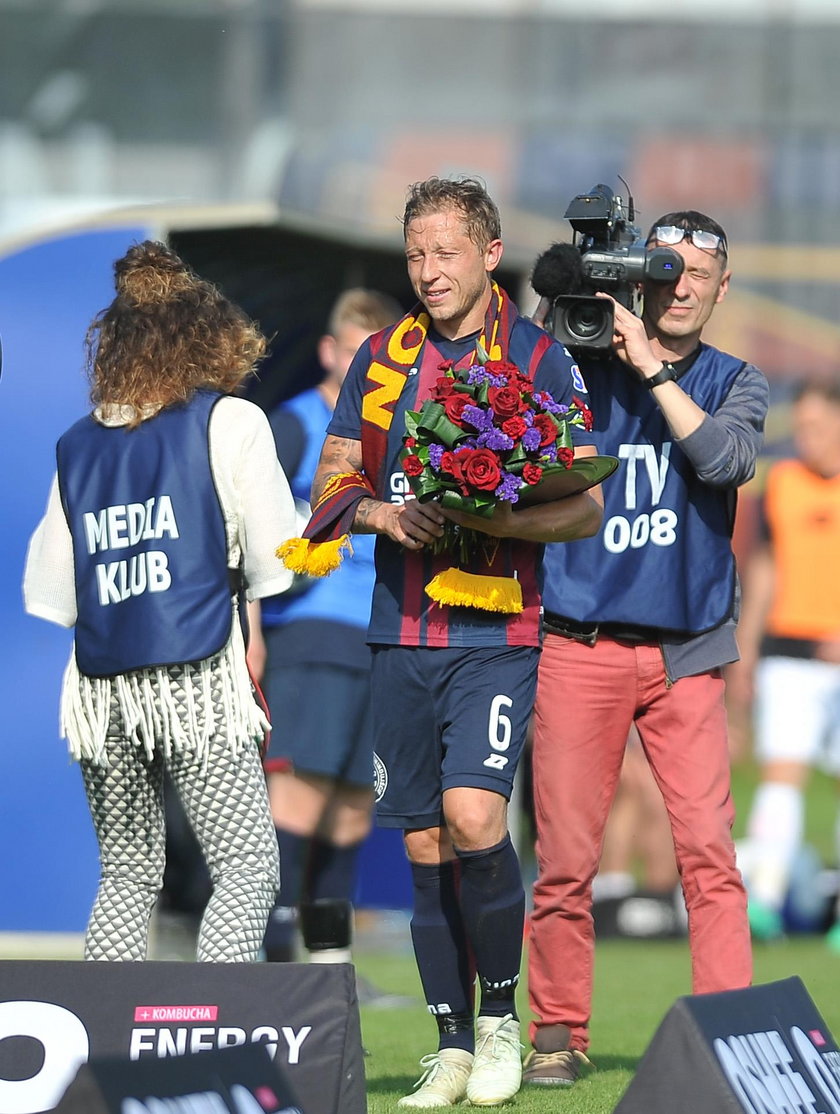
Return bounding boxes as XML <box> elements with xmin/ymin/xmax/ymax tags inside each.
<box><xmin>521</xmin><ymin>427</ymin><xmax>542</xmax><ymax>453</ymax></box>
<box><xmin>495</xmin><ymin>472</ymin><xmax>522</xmax><ymax>503</ymax></box>
<box><xmin>466</xmin><ymin>366</ymin><xmax>492</xmax><ymax>387</ymax></box>
<box><xmin>467</xmin><ymin>365</ymin><xmax>509</xmax><ymax>388</ymax></box>
<box><xmin>429</xmin><ymin>443</ymin><xmax>446</xmax><ymax>469</ymax></box>
<box><xmin>533</xmin><ymin>390</ymin><xmax>566</xmax><ymax>415</ymax></box>
<box><xmin>462</xmin><ymin>404</ymin><xmax>495</xmax><ymax>432</ymax></box>
<box><xmin>478</xmin><ymin>428</ymin><xmax>514</xmax><ymax>452</ymax></box>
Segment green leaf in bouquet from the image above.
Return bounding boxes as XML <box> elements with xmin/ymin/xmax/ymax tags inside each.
<box><xmin>398</xmin><ymin>444</ymin><xmax>428</xmax><ymax>468</ymax></box>
<box><xmin>517</xmin><ymin>454</ymin><xmax>619</xmax><ymax>506</ymax></box>
<box><xmin>471</xmin><ymin>379</ymin><xmax>490</xmax><ymax>405</ymax></box>
<box><xmin>545</xmin><ymin>410</ymin><xmax>575</xmax><ymax>440</ymax></box>
<box><xmin>414</xmin><ymin>401</ymin><xmax>469</xmax><ymax>448</ymax></box>
<box><xmin>505</xmin><ymin>443</ymin><xmax>528</xmax><ymax>468</ymax></box>
<box><xmin>411</xmin><ymin>471</ymin><xmax>453</xmax><ymax>502</ymax></box>
<box><xmin>404</xmin><ymin>410</ymin><xmax>421</xmax><ymax>439</ymax></box>
<box><xmin>553</xmin><ymin>422</ymin><xmax>575</xmax><ymax>451</ymax></box>
<box><xmin>538</xmin><ymin>460</ymin><xmax>577</xmax><ymax>480</ymax></box>
<box><xmin>439</xmin><ymin>489</ymin><xmax>496</xmax><ymax>519</ymax></box>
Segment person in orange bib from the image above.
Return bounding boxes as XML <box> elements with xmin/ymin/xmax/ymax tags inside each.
<box><xmin>731</xmin><ymin>378</ymin><xmax>840</xmax><ymax>945</ymax></box>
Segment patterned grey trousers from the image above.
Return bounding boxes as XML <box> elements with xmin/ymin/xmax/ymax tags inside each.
<box><xmin>79</xmin><ymin>676</ymin><xmax>279</xmax><ymax>962</ymax></box>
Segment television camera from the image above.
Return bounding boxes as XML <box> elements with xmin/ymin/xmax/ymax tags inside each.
<box><xmin>531</xmin><ymin>182</ymin><xmax>683</xmax><ymax>352</ymax></box>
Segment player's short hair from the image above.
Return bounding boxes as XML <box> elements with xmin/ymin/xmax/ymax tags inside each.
<box><xmin>402</xmin><ymin>176</ymin><xmax>501</xmax><ymax>251</ymax></box>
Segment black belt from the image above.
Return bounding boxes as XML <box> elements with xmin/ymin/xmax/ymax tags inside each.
<box><xmin>542</xmin><ymin>611</ymin><xmax>659</xmax><ymax>647</ymax></box>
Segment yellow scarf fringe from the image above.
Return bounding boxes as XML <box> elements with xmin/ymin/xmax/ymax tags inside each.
<box><xmin>277</xmin><ymin>534</ymin><xmax>354</xmax><ymax>577</ymax></box>
<box><xmin>425</xmin><ymin>568</ymin><xmax>523</xmax><ymax>614</ymax></box>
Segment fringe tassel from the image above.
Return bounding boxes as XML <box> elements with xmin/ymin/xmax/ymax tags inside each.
<box><xmin>60</xmin><ymin>609</ymin><xmax>270</xmax><ymax>765</ymax></box>
<box><xmin>425</xmin><ymin>568</ymin><xmax>524</xmax><ymax>614</ymax></box>
<box><xmin>277</xmin><ymin>534</ymin><xmax>353</xmax><ymax>577</ymax></box>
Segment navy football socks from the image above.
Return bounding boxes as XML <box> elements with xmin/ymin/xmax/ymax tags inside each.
<box><xmin>409</xmin><ymin>859</ymin><xmax>476</xmax><ymax>1052</ymax></box>
<box><xmin>455</xmin><ymin>834</ymin><xmax>524</xmax><ymax>1020</ymax></box>
<box><xmin>263</xmin><ymin>826</ymin><xmax>307</xmax><ymax>961</ymax></box>
<box><xmin>307</xmin><ymin>838</ymin><xmax>361</xmax><ymax>903</ymax></box>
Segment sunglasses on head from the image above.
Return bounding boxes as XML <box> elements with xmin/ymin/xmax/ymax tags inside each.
<box><xmin>651</xmin><ymin>226</ymin><xmax>728</xmax><ymax>255</ymax></box>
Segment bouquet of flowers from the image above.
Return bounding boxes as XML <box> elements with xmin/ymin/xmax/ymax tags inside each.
<box><xmin>398</xmin><ymin>354</ymin><xmax>616</xmax><ymax>613</ymax></box>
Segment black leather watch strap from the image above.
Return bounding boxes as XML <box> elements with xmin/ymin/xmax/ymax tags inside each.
<box><xmin>644</xmin><ymin>361</ymin><xmax>678</xmax><ymax>389</ymax></box>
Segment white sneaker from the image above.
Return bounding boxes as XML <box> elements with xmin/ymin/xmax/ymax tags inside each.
<box><xmin>466</xmin><ymin>1014</ymin><xmax>522</xmax><ymax>1106</ymax></box>
<box><xmin>398</xmin><ymin>1048</ymin><xmax>474</xmax><ymax>1108</ymax></box>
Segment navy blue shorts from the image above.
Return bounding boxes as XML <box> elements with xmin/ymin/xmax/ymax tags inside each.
<box><xmin>371</xmin><ymin>644</ymin><xmax>540</xmax><ymax>829</ymax></box>
<box><xmin>262</xmin><ymin>654</ymin><xmax>374</xmax><ymax>788</ymax></box>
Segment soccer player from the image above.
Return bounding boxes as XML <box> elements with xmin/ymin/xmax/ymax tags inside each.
<box><xmin>293</xmin><ymin>177</ymin><xmax>601</xmax><ymax>1107</ymax></box>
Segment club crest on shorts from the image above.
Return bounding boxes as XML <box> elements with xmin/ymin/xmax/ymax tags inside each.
<box><xmin>373</xmin><ymin>752</ymin><xmax>388</xmax><ymax>802</ymax></box>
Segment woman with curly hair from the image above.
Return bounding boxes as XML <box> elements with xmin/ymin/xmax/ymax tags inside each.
<box><xmin>24</xmin><ymin>240</ymin><xmax>297</xmax><ymax>962</ymax></box>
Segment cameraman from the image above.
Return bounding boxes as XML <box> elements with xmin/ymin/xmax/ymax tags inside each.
<box><xmin>525</xmin><ymin>212</ymin><xmax>768</xmax><ymax>1085</ymax></box>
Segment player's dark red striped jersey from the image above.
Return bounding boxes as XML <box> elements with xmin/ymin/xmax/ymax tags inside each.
<box><xmin>328</xmin><ymin>311</ymin><xmax>591</xmax><ymax>648</ymax></box>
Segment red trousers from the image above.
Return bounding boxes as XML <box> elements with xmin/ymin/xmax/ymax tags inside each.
<box><xmin>528</xmin><ymin>634</ymin><xmax>752</xmax><ymax>1053</ymax></box>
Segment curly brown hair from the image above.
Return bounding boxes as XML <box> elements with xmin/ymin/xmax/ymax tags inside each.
<box><xmin>86</xmin><ymin>240</ymin><xmax>266</xmax><ymax>426</ymax></box>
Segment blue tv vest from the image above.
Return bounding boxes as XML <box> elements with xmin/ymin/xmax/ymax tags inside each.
<box><xmin>57</xmin><ymin>391</ymin><xmax>233</xmax><ymax>677</ymax></box>
<box><xmin>261</xmin><ymin>388</ymin><xmax>375</xmax><ymax>632</ymax></box>
<box><xmin>543</xmin><ymin>345</ymin><xmax>744</xmax><ymax>634</ymax></box>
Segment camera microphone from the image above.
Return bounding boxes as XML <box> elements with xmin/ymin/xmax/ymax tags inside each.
<box><xmin>530</xmin><ymin>242</ymin><xmax>585</xmax><ymax>300</ymax></box>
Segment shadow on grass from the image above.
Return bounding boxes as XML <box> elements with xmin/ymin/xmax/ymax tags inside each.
<box><xmin>366</xmin><ymin>1073</ymin><xmax>422</xmax><ymax>1096</ymax></box>
<box><xmin>585</xmin><ymin>1053</ymin><xmax>640</xmax><ymax>1074</ymax></box>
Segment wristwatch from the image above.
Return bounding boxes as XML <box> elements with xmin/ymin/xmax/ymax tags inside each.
<box><xmin>644</xmin><ymin>361</ymin><xmax>678</xmax><ymax>389</ymax></box>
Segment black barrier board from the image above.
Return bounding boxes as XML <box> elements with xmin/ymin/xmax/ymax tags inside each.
<box><xmin>53</xmin><ymin>1042</ymin><xmax>302</xmax><ymax>1113</ymax></box>
<box><xmin>0</xmin><ymin>960</ymin><xmax>365</xmax><ymax>1114</ymax></box>
<box><xmin>614</xmin><ymin>976</ymin><xmax>840</xmax><ymax>1114</ymax></box>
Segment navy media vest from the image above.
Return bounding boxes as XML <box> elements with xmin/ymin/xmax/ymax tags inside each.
<box><xmin>57</xmin><ymin>391</ymin><xmax>233</xmax><ymax>678</ymax></box>
<box><xmin>542</xmin><ymin>345</ymin><xmax>744</xmax><ymax>635</ymax></box>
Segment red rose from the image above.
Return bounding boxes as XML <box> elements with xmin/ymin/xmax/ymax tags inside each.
<box><xmin>404</xmin><ymin>436</ymin><xmax>417</xmax><ymax>449</ymax></box>
<box><xmin>443</xmin><ymin>393</ymin><xmax>470</xmax><ymax>423</ymax></box>
<box><xmin>462</xmin><ymin>448</ymin><xmax>502</xmax><ymax>492</ymax></box>
<box><xmin>502</xmin><ymin>415</ymin><xmax>528</xmax><ymax>440</ymax></box>
<box><xmin>432</xmin><ymin>375</ymin><xmax>457</xmax><ymax>400</ymax></box>
<box><xmin>439</xmin><ymin>450</ymin><xmax>458</xmax><ymax>475</ymax></box>
<box><xmin>522</xmin><ymin>462</ymin><xmax>543</xmax><ymax>486</ymax></box>
<box><xmin>447</xmin><ymin>453</ymin><xmax>470</xmax><ymax>495</ymax></box>
<box><xmin>557</xmin><ymin>447</ymin><xmax>574</xmax><ymax>469</ymax></box>
<box><xmin>402</xmin><ymin>454</ymin><xmax>425</xmax><ymax>477</ymax></box>
<box><xmin>573</xmin><ymin>396</ymin><xmax>593</xmax><ymax>431</ymax></box>
<box><xmin>508</xmin><ymin>371</ymin><xmax>534</xmax><ymax>393</ymax></box>
<box><xmin>483</xmin><ymin>360</ymin><xmax>518</xmax><ymax>377</ymax></box>
<box><xmin>438</xmin><ymin>360</ymin><xmax>454</xmax><ymax>371</ymax></box>
<box><xmin>533</xmin><ymin>413</ymin><xmax>558</xmax><ymax>446</ymax></box>
<box><xmin>488</xmin><ymin>385</ymin><xmax>523</xmax><ymax>420</ymax></box>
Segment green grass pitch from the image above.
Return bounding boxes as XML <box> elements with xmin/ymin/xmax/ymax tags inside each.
<box><xmin>357</xmin><ymin>936</ymin><xmax>840</xmax><ymax>1112</ymax></box>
